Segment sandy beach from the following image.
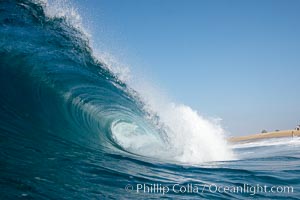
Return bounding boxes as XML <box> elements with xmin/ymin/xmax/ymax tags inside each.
<box><xmin>229</xmin><ymin>130</ymin><xmax>300</xmax><ymax>143</ymax></box>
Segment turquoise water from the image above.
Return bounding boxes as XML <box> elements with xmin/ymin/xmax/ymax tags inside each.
<box><xmin>0</xmin><ymin>0</ymin><xmax>299</xmax><ymax>199</ymax></box>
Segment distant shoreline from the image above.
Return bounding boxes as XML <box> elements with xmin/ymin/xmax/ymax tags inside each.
<box><xmin>228</xmin><ymin>130</ymin><xmax>300</xmax><ymax>143</ymax></box>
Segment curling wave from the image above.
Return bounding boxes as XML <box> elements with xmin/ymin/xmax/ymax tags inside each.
<box><xmin>0</xmin><ymin>0</ymin><xmax>234</xmax><ymax>164</ymax></box>
<box><xmin>1</xmin><ymin>1</ymin><xmax>300</xmax><ymax>199</ymax></box>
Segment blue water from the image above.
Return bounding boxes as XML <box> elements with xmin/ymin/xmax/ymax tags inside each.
<box><xmin>0</xmin><ymin>0</ymin><xmax>299</xmax><ymax>199</ymax></box>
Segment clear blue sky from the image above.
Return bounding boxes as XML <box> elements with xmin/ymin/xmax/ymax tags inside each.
<box><xmin>71</xmin><ymin>0</ymin><xmax>300</xmax><ymax>135</ymax></box>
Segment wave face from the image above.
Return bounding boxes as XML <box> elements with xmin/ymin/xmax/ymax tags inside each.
<box><xmin>1</xmin><ymin>1</ymin><xmax>299</xmax><ymax>199</ymax></box>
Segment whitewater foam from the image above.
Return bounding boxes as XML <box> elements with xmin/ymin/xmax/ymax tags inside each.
<box><xmin>232</xmin><ymin>137</ymin><xmax>300</xmax><ymax>149</ymax></box>
<box><xmin>127</xmin><ymin>81</ymin><xmax>235</xmax><ymax>163</ymax></box>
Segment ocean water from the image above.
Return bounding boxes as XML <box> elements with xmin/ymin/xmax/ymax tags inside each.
<box><xmin>0</xmin><ymin>0</ymin><xmax>299</xmax><ymax>199</ymax></box>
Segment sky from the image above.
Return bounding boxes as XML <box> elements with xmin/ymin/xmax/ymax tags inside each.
<box><xmin>70</xmin><ymin>0</ymin><xmax>300</xmax><ymax>136</ymax></box>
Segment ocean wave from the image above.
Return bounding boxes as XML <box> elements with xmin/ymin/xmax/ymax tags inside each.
<box><xmin>0</xmin><ymin>0</ymin><xmax>234</xmax><ymax>164</ymax></box>
<box><xmin>1</xmin><ymin>1</ymin><xmax>300</xmax><ymax>199</ymax></box>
